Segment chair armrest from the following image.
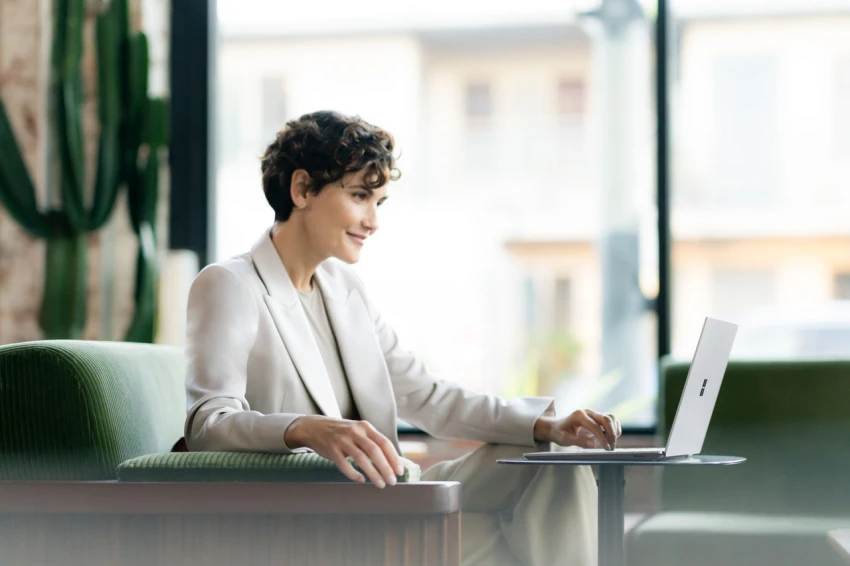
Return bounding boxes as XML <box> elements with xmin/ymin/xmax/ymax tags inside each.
<box><xmin>0</xmin><ymin>481</ymin><xmax>459</xmax><ymax>515</ymax></box>
<box><xmin>116</xmin><ymin>452</ymin><xmax>421</xmax><ymax>483</ymax></box>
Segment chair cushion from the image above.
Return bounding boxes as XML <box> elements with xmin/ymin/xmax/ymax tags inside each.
<box><xmin>627</xmin><ymin>511</ymin><xmax>850</xmax><ymax>566</ymax></box>
<box><xmin>0</xmin><ymin>340</ymin><xmax>186</xmax><ymax>480</ymax></box>
<box><xmin>117</xmin><ymin>452</ymin><xmax>422</xmax><ymax>483</ymax></box>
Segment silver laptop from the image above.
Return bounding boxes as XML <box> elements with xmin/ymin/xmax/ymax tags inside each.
<box><xmin>524</xmin><ymin>317</ymin><xmax>738</xmax><ymax>461</ymax></box>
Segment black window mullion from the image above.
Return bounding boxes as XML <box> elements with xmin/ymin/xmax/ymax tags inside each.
<box><xmin>655</xmin><ymin>0</ymin><xmax>672</xmax><ymax>363</ymax></box>
<box><xmin>169</xmin><ymin>0</ymin><xmax>215</xmax><ymax>267</ymax></box>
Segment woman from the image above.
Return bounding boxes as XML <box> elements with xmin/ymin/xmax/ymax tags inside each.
<box><xmin>185</xmin><ymin>110</ymin><xmax>621</xmax><ymax>566</ymax></box>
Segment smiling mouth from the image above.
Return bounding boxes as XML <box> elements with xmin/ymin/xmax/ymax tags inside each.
<box><xmin>347</xmin><ymin>233</ymin><xmax>366</xmax><ymax>244</ymax></box>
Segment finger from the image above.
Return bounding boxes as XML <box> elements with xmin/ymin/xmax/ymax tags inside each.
<box><xmin>356</xmin><ymin>435</ymin><xmax>398</xmax><ymax>486</ymax></box>
<box><xmin>602</xmin><ymin>413</ymin><xmax>619</xmax><ymax>446</ymax></box>
<box><xmin>606</xmin><ymin>414</ymin><xmax>622</xmax><ymax>439</ymax></box>
<box><xmin>368</xmin><ymin>428</ymin><xmax>405</xmax><ymax>477</ymax></box>
<box><xmin>348</xmin><ymin>445</ymin><xmax>387</xmax><ymax>489</ymax></box>
<box><xmin>586</xmin><ymin>409</ymin><xmax>617</xmax><ymax>448</ymax></box>
<box><xmin>579</xmin><ymin>411</ymin><xmax>612</xmax><ymax>450</ymax></box>
<box><xmin>330</xmin><ymin>448</ymin><xmax>366</xmax><ymax>484</ymax></box>
<box><xmin>578</xmin><ymin>430</ymin><xmax>599</xmax><ymax>448</ymax></box>
<box><xmin>609</xmin><ymin>414</ymin><xmax>623</xmax><ymax>439</ymax></box>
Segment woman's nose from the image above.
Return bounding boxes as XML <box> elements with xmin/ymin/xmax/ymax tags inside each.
<box><xmin>364</xmin><ymin>208</ymin><xmax>380</xmax><ymax>232</ymax></box>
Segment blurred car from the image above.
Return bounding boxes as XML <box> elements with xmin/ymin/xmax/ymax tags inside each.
<box><xmin>731</xmin><ymin>301</ymin><xmax>850</xmax><ymax>359</ymax></box>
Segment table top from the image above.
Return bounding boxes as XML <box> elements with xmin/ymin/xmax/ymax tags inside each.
<box><xmin>498</xmin><ymin>454</ymin><xmax>746</xmax><ymax>466</ymax></box>
<box><xmin>828</xmin><ymin>530</ymin><xmax>850</xmax><ymax>565</ymax></box>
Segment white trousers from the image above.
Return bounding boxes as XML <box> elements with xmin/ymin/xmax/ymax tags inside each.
<box><xmin>422</xmin><ymin>443</ymin><xmax>598</xmax><ymax>566</ymax></box>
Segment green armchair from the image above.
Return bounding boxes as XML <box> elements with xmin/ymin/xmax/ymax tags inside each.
<box><xmin>0</xmin><ymin>340</ymin><xmax>187</xmax><ymax>480</ymax></box>
<box><xmin>626</xmin><ymin>359</ymin><xmax>850</xmax><ymax>566</ymax></box>
<box><xmin>0</xmin><ymin>340</ymin><xmax>459</xmax><ymax>566</ymax></box>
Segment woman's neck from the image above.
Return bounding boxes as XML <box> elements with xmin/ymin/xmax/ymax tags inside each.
<box><xmin>270</xmin><ymin>221</ymin><xmax>324</xmax><ymax>292</ymax></box>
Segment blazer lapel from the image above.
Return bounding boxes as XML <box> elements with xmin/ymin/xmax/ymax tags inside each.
<box><xmin>315</xmin><ymin>265</ymin><xmax>400</xmax><ymax>450</ymax></box>
<box><xmin>250</xmin><ymin>230</ymin><xmax>342</xmax><ymax>419</ymax></box>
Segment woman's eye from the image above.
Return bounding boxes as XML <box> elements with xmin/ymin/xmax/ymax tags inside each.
<box><xmin>354</xmin><ymin>193</ymin><xmax>368</xmax><ymax>201</ymax></box>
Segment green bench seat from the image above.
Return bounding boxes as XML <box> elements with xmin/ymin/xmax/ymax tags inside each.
<box><xmin>630</xmin><ymin>512</ymin><xmax>850</xmax><ymax>566</ymax></box>
<box><xmin>626</xmin><ymin>359</ymin><xmax>850</xmax><ymax>566</ymax></box>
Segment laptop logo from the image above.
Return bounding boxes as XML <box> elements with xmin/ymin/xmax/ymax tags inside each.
<box><xmin>700</xmin><ymin>379</ymin><xmax>707</xmax><ymax>397</ymax></box>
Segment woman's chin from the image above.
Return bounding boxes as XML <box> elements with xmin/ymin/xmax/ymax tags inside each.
<box><xmin>335</xmin><ymin>251</ymin><xmax>361</xmax><ymax>264</ymax></box>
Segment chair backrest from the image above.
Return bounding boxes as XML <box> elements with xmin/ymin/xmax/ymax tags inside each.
<box><xmin>0</xmin><ymin>340</ymin><xmax>186</xmax><ymax>480</ymax></box>
<box><xmin>659</xmin><ymin>359</ymin><xmax>850</xmax><ymax>516</ymax></box>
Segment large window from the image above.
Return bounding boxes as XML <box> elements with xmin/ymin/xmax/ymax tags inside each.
<box><xmin>836</xmin><ymin>273</ymin><xmax>850</xmax><ymax>300</ymax></box>
<box><xmin>711</xmin><ymin>268</ymin><xmax>776</xmax><ymax>321</ymax></box>
<box><xmin>711</xmin><ymin>56</ymin><xmax>778</xmax><ymax>206</ymax></box>
<box><xmin>215</xmin><ymin>2</ymin><xmax>658</xmax><ymax>428</ymax></box>
<box><xmin>465</xmin><ymin>81</ymin><xmax>493</xmax><ymax>129</ymax></box>
<box><xmin>836</xmin><ymin>58</ymin><xmax>850</xmax><ymax>158</ymax></box>
<box><xmin>260</xmin><ymin>76</ymin><xmax>288</xmax><ymax>148</ymax></box>
<box><xmin>213</xmin><ymin>1</ymin><xmax>850</xmax><ymax>430</ymax></box>
<box><xmin>670</xmin><ymin>2</ymin><xmax>850</xmax><ymax>360</ymax></box>
<box><xmin>463</xmin><ymin>81</ymin><xmax>495</xmax><ymax>166</ymax></box>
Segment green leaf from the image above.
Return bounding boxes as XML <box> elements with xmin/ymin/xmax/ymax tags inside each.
<box><xmin>39</xmin><ymin>228</ymin><xmax>88</xmax><ymax>339</ymax></box>
<box><xmin>57</xmin><ymin>72</ymin><xmax>88</xmax><ymax>231</ymax></box>
<box><xmin>50</xmin><ymin>0</ymin><xmax>69</xmax><ymax>79</ymax></box>
<box><xmin>144</xmin><ymin>98</ymin><xmax>169</xmax><ymax>148</ymax></box>
<box><xmin>89</xmin><ymin>127</ymin><xmax>122</xmax><ymax>229</ymax></box>
<box><xmin>142</xmin><ymin>147</ymin><xmax>159</xmax><ymax>224</ymax></box>
<box><xmin>114</xmin><ymin>0</ymin><xmax>130</xmax><ymax>58</ymax></box>
<box><xmin>96</xmin><ymin>4</ymin><xmax>121</xmax><ymax>128</ymax></box>
<box><xmin>128</xmin><ymin>33</ymin><xmax>150</xmax><ymax>128</ymax></box>
<box><xmin>62</xmin><ymin>0</ymin><xmax>85</xmax><ymax>77</ymax></box>
<box><xmin>124</xmin><ymin>222</ymin><xmax>158</xmax><ymax>343</ymax></box>
<box><xmin>55</xmin><ymin>0</ymin><xmax>88</xmax><ymax>232</ymax></box>
<box><xmin>0</xmin><ymin>98</ymin><xmax>49</xmax><ymax>237</ymax></box>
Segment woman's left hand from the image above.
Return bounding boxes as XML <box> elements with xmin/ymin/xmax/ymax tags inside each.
<box><xmin>533</xmin><ymin>409</ymin><xmax>622</xmax><ymax>450</ymax></box>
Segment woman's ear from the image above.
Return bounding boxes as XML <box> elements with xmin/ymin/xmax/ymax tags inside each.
<box><xmin>290</xmin><ymin>169</ymin><xmax>311</xmax><ymax>210</ymax></box>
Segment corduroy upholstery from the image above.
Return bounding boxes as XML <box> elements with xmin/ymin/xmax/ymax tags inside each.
<box><xmin>0</xmin><ymin>340</ymin><xmax>186</xmax><ymax>480</ymax></box>
<box><xmin>118</xmin><ymin>451</ymin><xmax>421</xmax><ymax>482</ymax></box>
<box><xmin>0</xmin><ymin>340</ymin><xmax>422</xmax><ymax>485</ymax></box>
<box><xmin>626</xmin><ymin>359</ymin><xmax>850</xmax><ymax>566</ymax></box>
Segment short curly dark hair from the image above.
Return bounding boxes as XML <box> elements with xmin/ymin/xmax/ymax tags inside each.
<box><xmin>260</xmin><ymin>110</ymin><xmax>401</xmax><ymax>222</ymax></box>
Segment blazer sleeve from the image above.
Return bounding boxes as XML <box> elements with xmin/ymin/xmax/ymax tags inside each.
<box><xmin>184</xmin><ymin>264</ymin><xmax>304</xmax><ymax>453</ymax></box>
<box><xmin>362</xmin><ymin>289</ymin><xmax>555</xmax><ymax>447</ymax></box>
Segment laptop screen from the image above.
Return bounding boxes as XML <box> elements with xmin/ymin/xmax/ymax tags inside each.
<box><xmin>664</xmin><ymin>317</ymin><xmax>738</xmax><ymax>457</ymax></box>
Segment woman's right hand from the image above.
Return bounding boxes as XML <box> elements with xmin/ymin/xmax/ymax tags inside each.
<box><xmin>284</xmin><ymin>415</ymin><xmax>404</xmax><ymax>488</ymax></box>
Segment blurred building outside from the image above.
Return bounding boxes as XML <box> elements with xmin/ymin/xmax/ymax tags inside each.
<box><xmin>215</xmin><ymin>0</ymin><xmax>850</xmax><ymax>426</ymax></box>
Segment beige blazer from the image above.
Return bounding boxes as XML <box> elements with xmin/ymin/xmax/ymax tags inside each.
<box><xmin>184</xmin><ymin>229</ymin><xmax>553</xmax><ymax>454</ymax></box>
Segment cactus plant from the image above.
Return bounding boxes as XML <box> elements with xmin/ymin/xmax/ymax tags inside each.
<box><xmin>0</xmin><ymin>0</ymin><xmax>168</xmax><ymax>341</ymax></box>
<box><xmin>124</xmin><ymin>96</ymin><xmax>168</xmax><ymax>343</ymax></box>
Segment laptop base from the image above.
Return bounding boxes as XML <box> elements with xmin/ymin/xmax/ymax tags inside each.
<box><xmin>523</xmin><ymin>447</ymin><xmax>667</xmax><ymax>461</ymax></box>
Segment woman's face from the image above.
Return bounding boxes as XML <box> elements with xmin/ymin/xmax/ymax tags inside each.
<box><xmin>301</xmin><ymin>168</ymin><xmax>389</xmax><ymax>264</ymax></box>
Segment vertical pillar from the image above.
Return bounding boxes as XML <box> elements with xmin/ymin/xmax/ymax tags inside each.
<box><xmin>581</xmin><ymin>0</ymin><xmax>654</xmax><ymax>413</ymax></box>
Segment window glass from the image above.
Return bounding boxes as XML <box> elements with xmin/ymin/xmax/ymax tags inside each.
<box><xmin>670</xmin><ymin>2</ymin><xmax>850</xmax><ymax>361</ymax></box>
<box><xmin>216</xmin><ymin>1</ymin><xmax>661</xmax><ymax>427</ymax></box>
